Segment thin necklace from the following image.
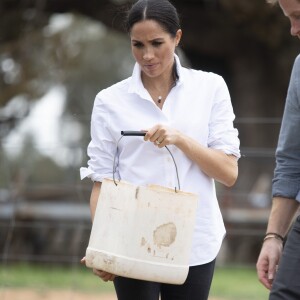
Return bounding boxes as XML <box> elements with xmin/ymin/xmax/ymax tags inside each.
<box><xmin>144</xmin><ymin>79</ymin><xmax>174</xmax><ymax>105</ymax></box>
<box><xmin>157</xmin><ymin>81</ymin><xmax>174</xmax><ymax>104</ymax></box>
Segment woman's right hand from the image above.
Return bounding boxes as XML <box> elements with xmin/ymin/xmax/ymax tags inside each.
<box><xmin>81</xmin><ymin>256</ymin><xmax>116</xmax><ymax>282</ymax></box>
<box><xmin>93</xmin><ymin>268</ymin><xmax>116</xmax><ymax>282</ymax></box>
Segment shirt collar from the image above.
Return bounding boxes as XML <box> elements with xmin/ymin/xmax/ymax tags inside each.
<box><xmin>128</xmin><ymin>54</ymin><xmax>184</xmax><ymax>97</ymax></box>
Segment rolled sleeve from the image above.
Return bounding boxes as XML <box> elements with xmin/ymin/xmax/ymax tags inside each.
<box><xmin>296</xmin><ymin>190</ymin><xmax>300</xmax><ymax>202</ymax></box>
<box><xmin>208</xmin><ymin>76</ymin><xmax>240</xmax><ymax>158</ymax></box>
<box><xmin>81</xmin><ymin>95</ymin><xmax>116</xmax><ymax>182</ymax></box>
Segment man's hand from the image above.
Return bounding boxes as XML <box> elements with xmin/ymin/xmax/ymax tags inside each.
<box><xmin>256</xmin><ymin>238</ymin><xmax>283</xmax><ymax>289</ymax></box>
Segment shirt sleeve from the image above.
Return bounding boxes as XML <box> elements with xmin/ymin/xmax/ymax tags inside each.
<box><xmin>207</xmin><ymin>75</ymin><xmax>240</xmax><ymax>158</ymax></box>
<box><xmin>80</xmin><ymin>94</ymin><xmax>116</xmax><ymax>182</ymax></box>
<box><xmin>272</xmin><ymin>55</ymin><xmax>300</xmax><ymax>202</ymax></box>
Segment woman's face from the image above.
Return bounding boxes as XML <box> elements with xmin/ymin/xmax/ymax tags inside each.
<box><xmin>130</xmin><ymin>20</ymin><xmax>182</xmax><ymax>79</ymax></box>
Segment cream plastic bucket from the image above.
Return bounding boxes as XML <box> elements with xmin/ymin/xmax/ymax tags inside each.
<box><xmin>85</xmin><ymin>178</ymin><xmax>198</xmax><ymax>284</ymax></box>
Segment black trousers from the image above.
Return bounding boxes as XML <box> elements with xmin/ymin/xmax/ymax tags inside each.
<box><xmin>113</xmin><ymin>259</ymin><xmax>216</xmax><ymax>300</ymax></box>
<box><xmin>269</xmin><ymin>215</ymin><xmax>300</xmax><ymax>300</ymax></box>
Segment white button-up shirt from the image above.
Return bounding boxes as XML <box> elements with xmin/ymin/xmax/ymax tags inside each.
<box><xmin>80</xmin><ymin>54</ymin><xmax>240</xmax><ymax>266</ymax></box>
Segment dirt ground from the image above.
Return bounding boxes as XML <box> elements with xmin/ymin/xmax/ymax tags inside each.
<box><xmin>0</xmin><ymin>289</ymin><xmax>116</xmax><ymax>300</ymax></box>
<box><xmin>0</xmin><ymin>288</ymin><xmax>221</xmax><ymax>300</ymax></box>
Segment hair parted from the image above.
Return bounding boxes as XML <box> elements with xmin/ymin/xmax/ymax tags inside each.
<box><xmin>125</xmin><ymin>0</ymin><xmax>181</xmax><ymax>37</ymax></box>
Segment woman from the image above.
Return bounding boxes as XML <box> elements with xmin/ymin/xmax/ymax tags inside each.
<box><xmin>80</xmin><ymin>0</ymin><xmax>240</xmax><ymax>299</ymax></box>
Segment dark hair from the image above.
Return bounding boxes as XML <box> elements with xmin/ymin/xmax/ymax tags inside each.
<box><xmin>125</xmin><ymin>0</ymin><xmax>181</xmax><ymax>37</ymax></box>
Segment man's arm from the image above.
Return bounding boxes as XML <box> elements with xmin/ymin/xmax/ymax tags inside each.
<box><xmin>266</xmin><ymin>197</ymin><xmax>299</xmax><ymax>237</ymax></box>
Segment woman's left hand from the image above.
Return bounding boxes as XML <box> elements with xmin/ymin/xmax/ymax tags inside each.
<box><xmin>144</xmin><ymin>123</ymin><xmax>238</xmax><ymax>187</ymax></box>
<box><xmin>144</xmin><ymin>124</ymin><xmax>180</xmax><ymax>147</ymax></box>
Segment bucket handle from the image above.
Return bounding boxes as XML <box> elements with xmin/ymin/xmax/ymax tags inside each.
<box><xmin>112</xmin><ymin>131</ymin><xmax>180</xmax><ymax>192</ymax></box>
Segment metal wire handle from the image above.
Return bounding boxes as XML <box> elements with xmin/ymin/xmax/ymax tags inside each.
<box><xmin>112</xmin><ymin>131</ymin><xmax>181</xmax><ymax>192</ymax></box>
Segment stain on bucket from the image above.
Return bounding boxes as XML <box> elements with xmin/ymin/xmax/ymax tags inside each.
<box><xmin>153</xmin><ymin>223</ymin><xmax>177</xmax><ymax>248</ymax></box>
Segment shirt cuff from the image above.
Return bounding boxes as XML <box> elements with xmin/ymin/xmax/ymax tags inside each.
<box><xmin>272</xmin><ymin>178</ymin><xmax>300</xmax><ymax>201</ymax></box>
<box><xmin>296</xmin><ymin>190</ymin><xmax>300</xmax><ymax>203</ymax></box>
<box><xmin>80</xmin><ymin>167</ymin><xmax>108</xmax><ymax>182</ymax></box>
<box><xmin>211</xmin><ymin>145</ymin><xmax>241</xmax><ymax>159</ymax></box>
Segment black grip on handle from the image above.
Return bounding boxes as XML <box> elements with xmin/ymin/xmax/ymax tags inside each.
<box><xmin>116</xmin><ymin>130</ymin><xmax>180</xmax><ymax>191</ymax></box>
<box><xmin>121</xmin><ymin>131</ymin><xmax>146</xmax><ymax>136</ymax></box>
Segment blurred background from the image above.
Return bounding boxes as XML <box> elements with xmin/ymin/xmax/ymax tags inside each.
<box><xmin>0</xmin><ymin>0</ymin><xmax>299</xmax><ymax>299</ymax></box>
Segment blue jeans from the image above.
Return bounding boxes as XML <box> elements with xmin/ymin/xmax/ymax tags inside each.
<box><xmin>269</xmin><ymin>215</ymin><xmax>300</xmax><ymax>300</ymax></box>
<box><xmin>113</xmin><ymin>260</ymin><xmax>216</xmax><ymax>300</ymax></box>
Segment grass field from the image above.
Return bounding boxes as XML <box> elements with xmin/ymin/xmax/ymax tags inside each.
<box><xmin>211</xmin><ymin>265</ymin><xmax>269</xmax><ymax>299</ymax></box>
<box><xmin>0</xmin><ymin>263</ymin><xmax>269</xmax><ymax>299</ymax></box>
